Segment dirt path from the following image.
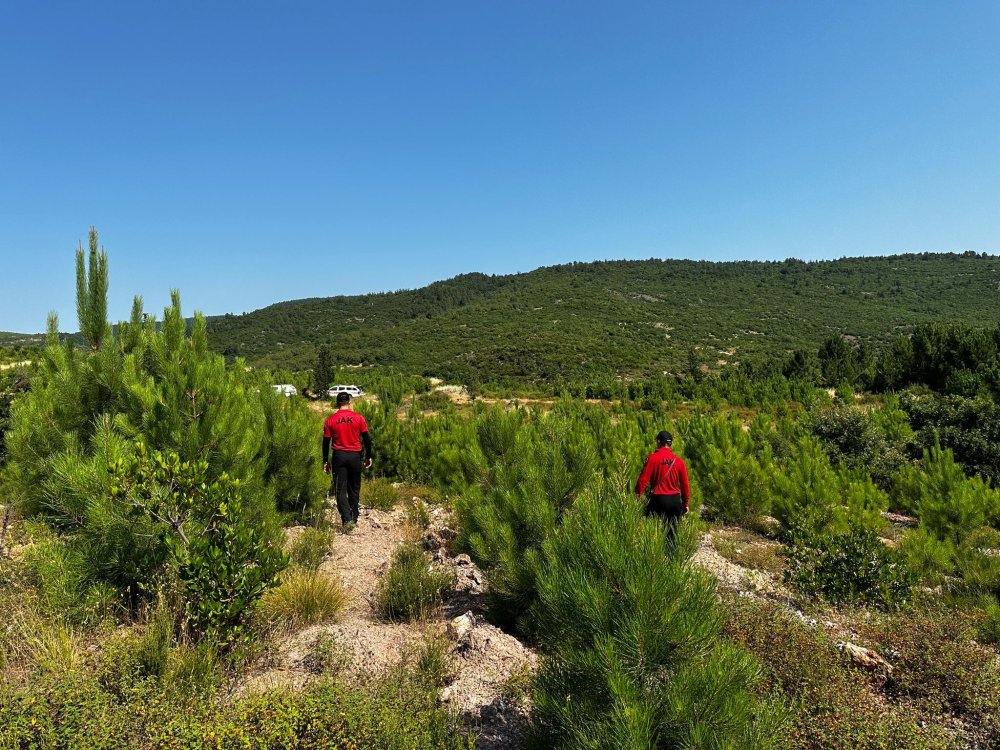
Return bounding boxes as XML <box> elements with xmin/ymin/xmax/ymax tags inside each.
<box><xmin>247</xmin><ymin>503</ymin><xmax>537</xmax><ymax>750</ymax></box>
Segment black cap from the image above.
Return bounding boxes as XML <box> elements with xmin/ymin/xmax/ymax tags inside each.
<box><xmin>336</xmin><ymin>392</ymin><xmax>351</xmax><ymax>405</ymax></box>
<box><xmin>656</xmin><ymin>430</ymin><xmax>673</xmax><ymax>444</ymax></box>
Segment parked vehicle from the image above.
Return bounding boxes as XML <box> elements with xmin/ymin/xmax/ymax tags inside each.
<box><xmin>327</xmin><ymin>384</ymin><xmax>364</xmax><ymax>399</ymax></box>
<box><xmin>272</xmin><ymin>384</ymin><xmax>298</xmax><ymax>397</ymax></box>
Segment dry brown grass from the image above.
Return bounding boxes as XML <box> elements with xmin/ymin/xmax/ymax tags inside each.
<box><xmin>713</xmin><ymin>527</ymin><xmax>787</xmax><ymax>576</ymax></box>
<box><xmin>261</xmin><ymin>568</ymin><xmax>347</xmax><ymax>630</ymax></box>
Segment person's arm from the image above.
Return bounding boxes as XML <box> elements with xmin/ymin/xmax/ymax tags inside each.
<box><xmin>635</xmin><ymin>454</ymin><xmax>655</xmax><ymax>496</ymax></box>
<box><xmin>322</xmin><ymin>436</ymin><xmax>331</xmax><ymax>472</ymax></box>
<box><xmin>679</xmin><ymin>461</ymin><xmax>691</xmax><ymax>511</ymax></box>
<box><xmin>361</xmin><ymin>430</ymin><xmax>373</xmax><ymax>468</ymax></box>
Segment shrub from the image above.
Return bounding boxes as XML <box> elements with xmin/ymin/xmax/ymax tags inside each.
<box><xmin>857</xmin><ymin>609</ymin><xmax>1000</xmax><ymax>740</ymax></box>
<box><xmin>376</xmin><ymin>545</ymin><xmax>451</xmax><ymax>622</ymax></box>
<box><xmin>5</xmin><ymin>239</ymin><xmax>324</xmax><ymax>623</ymax></box>
<box><xmin>262</xmin><ymin>568</ymin><xmax>346</xmax><ymax>629</ymax></box>
<box><xmin>22</xmin><ymin>534</ymin><xmax>118</xmax><ymax>624</ymax></box>
<box><xmin>530</xmin><ymin>488</ymin><xmax>784</xmax><ymax>749</ymax></box>
<box><xmin>892</xmin><ymin>444</ymin><xmax>1000</xmax><ymax>538</ymax></box>
<box><xmin>109</xmin><ymin>447</ymin><xmax>289</xmax><ymax>649</ymax></box>
<box><xmin>289</xmin><ymin>526</ymin><xmax>332</xmax><ymax>569</ymax></box>
<box><xmin>903</xmin><ymin>392</ymin><xmax>1000</xmax><ymax>486</ymax></box>
<box><xmin>784</xmin><ymin>523</ymin><xmax>915</xmax><ymax>607</ymax></box>
<box><xmin>0</xmin><ymin>670</ymin><xmax>469</xmax><ymax>749</ymax></box>
<box><xmin>417</xmin><ymin>390</ymin><xmax>454</xmax><ymax>412</ymax></box>
<box><xmin>809</xmin><ymin>402</ymin><xmax>908</xmax><ymax>488</ymax></box>
<box><xmin>362</xmin><ymin>477</ymin><xmax>401</xmax><ymax>511</ymax></box>
<box><xmin>725</xmin><ymin>597</ymin><xmax>953</xmax><ymax>750</ymax></box>
<box><xmin>977</xmin><ymin>595</ymin><xmax>1000</xmax><ymax>645</ymax></box>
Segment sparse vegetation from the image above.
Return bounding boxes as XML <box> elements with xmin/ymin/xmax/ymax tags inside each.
<box><xmin>290</xmin><ymin>526</ymin><xmax>332</xmax><ymax>569</ymax></box>
<box><xmin>5</xmin><ymin>231</ymin><xmax>1000</xmax><ymax>748</ymax></box>
<box><xmin>362</xmin><ymin>477</ymin><xmax>401</xmax><ymax>511</ymax></box>
<box><xmin>377</xmin><ymin>544</ymin><xmax>451</xmax><ymax>622</ymax></box>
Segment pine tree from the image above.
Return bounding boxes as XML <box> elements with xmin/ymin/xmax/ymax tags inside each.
<box><xmin>5</xmin><ymin>231</ymin><xmax>324</xmax><ymax>619</ymax></box>
<box><xmin>312</xmin><ymin>345</ymin><xmax>333</xmax><ymax>393</ymax></box>
<box><xmin>76</xmin><ymin>226</ymin><xmax>109</xmax><ymax>351</ymax></box>
<box><xmin>531</xmin><ymin>488</ymin><xmax>784</xmax><ymax>749</ymax></box>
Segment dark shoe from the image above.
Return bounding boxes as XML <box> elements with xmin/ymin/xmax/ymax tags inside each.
<box><xmin>343</xmin><ymin>521</ymin><xmax>356</xmax><ymax>534</ymax></box>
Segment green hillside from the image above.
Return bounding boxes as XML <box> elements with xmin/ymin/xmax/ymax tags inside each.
<box><xmin>205</xmin><ymin>253</ymin><xmax>1000</xmax><ymax>384</ymax></box>
<box><xmin>0</xmin><ymin>332</ymin><xmax>46</xmax><ymax>347</ymax></box>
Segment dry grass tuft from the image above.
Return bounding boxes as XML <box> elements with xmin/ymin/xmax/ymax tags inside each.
<box><xmin>261</xmin><ymin>569</ymin><xmax>346</xmax><ymax>630</ymax></box>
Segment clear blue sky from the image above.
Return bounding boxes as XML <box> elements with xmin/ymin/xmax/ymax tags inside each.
<box><xmin>2</xmin><ymin>1</ymin><xmax>998</xmax><ymax>333</ymax></box>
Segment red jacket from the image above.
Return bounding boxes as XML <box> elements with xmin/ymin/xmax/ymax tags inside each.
<box><xmin>635</xmin><ymin>447</ymin><xmax>691</xmax><ymax>508</ymax></box>
<box><xmin>323</xmin><ymin>408</ymin><xmax>369</xmax><ymax>452</ymax></box>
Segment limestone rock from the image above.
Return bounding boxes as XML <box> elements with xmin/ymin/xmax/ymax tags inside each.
<box><xmin>448</xmin><ymin>611</ymin><xmax>475</xmax><ymax>642</ymax></box>
<box><xmin>838</xmin><ymin>641</ymin><xmax>893</xmax><ymax>674</ymax></box>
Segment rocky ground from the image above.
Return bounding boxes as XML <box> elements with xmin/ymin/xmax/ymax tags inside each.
<box><xmin>246</xmin><ymin>498</ymin><xmax>932</xmax><ymax>749</ymax></box>
<box><xmin>247</xmin><ymin>500</ymin><xmax>536</xmax><ymax>750</ymax></box>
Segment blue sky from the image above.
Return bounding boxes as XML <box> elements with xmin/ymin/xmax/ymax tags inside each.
<box><xmin>1</xmin><ymin>1</ymin><xmax>998</xmax><ymax>332</ymax></box>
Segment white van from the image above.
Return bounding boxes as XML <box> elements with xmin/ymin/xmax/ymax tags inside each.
<box><xmin>272</xmin><ymin>384</ymin><xmax>298</xmax><ymax>397</ymax></box>
<box><xmin>327</xmin><ymin>385</ymin><xmax>364</xmax><ymax>399</ymax></box>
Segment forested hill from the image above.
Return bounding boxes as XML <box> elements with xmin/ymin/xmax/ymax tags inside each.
<box><xmin>0</xmin><ymin>333</ymin><xmax>46</xmax><ymax>347</ymax></box>
<box><xmin>205</xmin><ymin>253</ymin><xmax>1000</xmax><ymax>383</ymax></box>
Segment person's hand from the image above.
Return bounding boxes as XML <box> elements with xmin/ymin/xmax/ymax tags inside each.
<box><xmin>364</xmin><ymin>458</ymin><xmax>373</xmax><ymax>470</ymax></box>
<box><xmin>323</xmin><ymin>462</ymin><xmax>330</xmax><ymax>475</ymax></box>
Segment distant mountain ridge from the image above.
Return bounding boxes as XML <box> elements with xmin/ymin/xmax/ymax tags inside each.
<box><xmin>203</xmin><ymin>253</ymin><xmax>1000</xmax><ymax>384</ymax></box>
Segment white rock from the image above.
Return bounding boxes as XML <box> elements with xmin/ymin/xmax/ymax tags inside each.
<box><xmin>448</xmin><ymin>611</ymin><xmax>475</xmax><ymax>641</ymax></box>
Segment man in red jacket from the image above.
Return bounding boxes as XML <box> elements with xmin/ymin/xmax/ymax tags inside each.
<box><xmin>323</xmin><ymin>392</ymin><xmax>373</xmax><ymax>532</ymax></box>
<box><xmin>635</xmin><ymin>430</ymin><xmax>691</xmax><ymax>534</ymax></box>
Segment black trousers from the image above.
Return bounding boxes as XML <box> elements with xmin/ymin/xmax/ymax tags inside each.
<box><xmin>332</xmin><ymin>450</ymin><xmax>363</xmax><ymax>524</ymax></box>
<box><xmin>645</xmin><ymin>493</ymin><xmax>685</xmax><ymax>539</ymax></box>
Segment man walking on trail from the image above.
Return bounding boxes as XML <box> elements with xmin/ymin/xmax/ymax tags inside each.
<box><xmin>635</xmin><ymin>430</ymin><xmax>691</xmax><ymax>534</ymax></box>
<box><xmin>323</xmin><ymin>392</ymin><xmax>373</xmax><ymax>532</ymax></box>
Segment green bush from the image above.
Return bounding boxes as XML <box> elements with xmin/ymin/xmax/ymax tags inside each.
<box><xmin>698</xmin><ymin>443</ymin><xmax>773</xmax><ymax>524</ymax></box>
<box><xmin>784</xmin><ymin>523</ymin><xmax>915</xmax><ymax>607</ymax></box>
<box><xmin>289</xmin><ymin>526</ymin><xmax>332</xmax><ymax>569</ymax></box>
<box><xmin>4</xmin><ymin>238</ymin><xmax>323</xmax><ymax>625</ymax></box>
<box><xmin>530</xmin><ymin>488</ymin><xmax>784</xmax><ymax>749</ymax></box>
<box><xmin>376</xmin><ymin>545</ymin><xmax>451</xmax><ymax>622</ymax></box>
<box><xmin>0</xmin><ymin>670</ymin><xmax>469</xmax><ymax>749</ymax></box>
<box><xmin>110</xmin><ymin>447</ymin><xmax>288</xmax><ymax>649</ymax></box>
<box><xmin>977</xmin><ymin>595</ymin><xmax>1000</xmax><ymax>645</ymax></box>
<box><xmin>892</xmin><ymin>444</ymin><xmax>1000</xmax><ymax>538</ymax></box>
<box><xmin>22</xmin><ymin>534</ymin><xmax>120</xmax><ymax>624</ymax></box>
<box><xmin>809</xmin><ymin>401</ymin><xmax>909</xmax><ymax>488</ymax></box>
<box><xmin>903</xmin><ymin>392</ymin><xmax>1000</xmax><ymax>486</ymax></box>
<box><xmin>414</xmin><ymin>389</ymin><xmax>453</xmax><ymax>413</ymax></box>
<box><xmin>362</xmin><ymin>477</ymin><xmax>401</xmax><ymax>511</ymax></box>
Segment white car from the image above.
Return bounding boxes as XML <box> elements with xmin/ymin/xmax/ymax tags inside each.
<box><xmin>271</xmin><ymin>384</ymin><xmax>298</xmax><ymax>397</ymax></box>
<box><xmin>327</xmin><ymin>385</ymin><xmax>364</xmax><ymax>399</ymax></box>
